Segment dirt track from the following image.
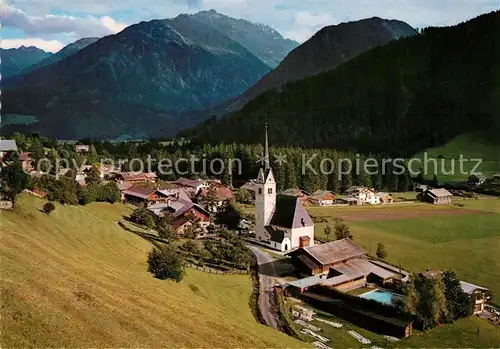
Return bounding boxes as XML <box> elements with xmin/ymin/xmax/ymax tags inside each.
<box><xmin>335</xmin><ymin>208</ymin><xmax>491</xmax><ymax>222</ymax></box>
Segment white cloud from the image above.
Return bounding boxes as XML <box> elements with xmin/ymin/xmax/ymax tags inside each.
<box><xmin>0</xmin><ymin>4</ymin><xmax>119</xmax><ymax>38</ymax></box>
<box><xmin>1</xmin><ymin>38</ymin><xmax>64</xmax><ymax>53</ymax></box>
<box><xmin>100</xmin><ymin>16</ymin><xmax>127</xmax><ymax>33</ymax></box>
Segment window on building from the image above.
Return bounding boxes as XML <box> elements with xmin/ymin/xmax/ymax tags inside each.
<box><xmin>268</xmin><ymin>188</ymin><xmax>272</xmax><ymax>194</ymax></box>
<box><xmin>258</xmin><ymin>188</ymin><xmax>262</xmax><ymax>194</ymax></box>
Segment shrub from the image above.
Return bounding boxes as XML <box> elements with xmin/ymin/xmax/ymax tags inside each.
<box><xmin>42</xmin><ymin>202</ymin><xmax>56</xmax><ymax>215</ymax></box>
<box><xmin>130</xmin><ymin>208</ymin><xmax>155</xmax><ymax>229</ymax></box>
<box><xmin>333</xmin><ymin>218</ymin><xmax>352</xmax><ymax>240</ymax></box>
<box><xmin>376</xmin><ymin>242</ymin><xmax>388</xmax><ymax>259</ymax></box>
<box><xmin>147</xmin><ymin>247</ymin><xmax>185</xmax><ymax>282</ymax></box>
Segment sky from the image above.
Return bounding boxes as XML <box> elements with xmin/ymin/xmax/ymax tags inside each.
<box><xmin>1</xmin><ymin>0</ymin><xmax>499</xmax><ymax>52</ymax></box>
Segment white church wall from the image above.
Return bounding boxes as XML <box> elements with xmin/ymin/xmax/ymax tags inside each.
<box><xmin>290</xmin><ymin>226</ymin><xmax>315</xmax><ymax>249</ymax></box>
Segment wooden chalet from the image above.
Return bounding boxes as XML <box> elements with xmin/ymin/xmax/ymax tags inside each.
<box><xmin>418</xmin><ymin>188</ymin><xmax>452</xmax><ymax>204</ymax></box>
<box><xmin>309</xmin><ymin>190</ymin><xmax>335</xmax><ymax>206</ymax></box>
<box><xmin>122</xmin><ymin>187</ymin><xmax>170</xmax><ymax>207</ymax></box>
<box><xmin>289</xmin><ymin>238</ymin><xmax>366</xmax><ymax>276</ymax></box>
<box><xmin>282</xmin><ymin>188</ymin><xmax>310</xmax><ymax>204</ymax></box>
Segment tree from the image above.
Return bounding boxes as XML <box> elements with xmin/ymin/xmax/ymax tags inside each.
<box><xmin>234</xmin><ymin>188</ymin><xmax>252</xmax><ymax>204</ymax></box>
<box><xmin>442</xmin><ymin>270</ymin><xmax>473</xmax><ymax>320</ymax></box>
<box><xmin>156</xmin><ymin>215</ymin><xmax>178</xmax><ymax>241</ymax></box>
<box><xmin>182</xmin><ymin>240</ymin><xmax>199</xmax><ymax>254</ymax></box>
<box><xmin>324</xmin><ymin>224</ymin><xmax>333</xmax><ymax>241</ymax></box>
<box><xmin>183</xmin><ymin>224</ymin><xmax>198</xmax><ymax>239</ymax></box>
<box><xmin>147</xmin><ymin>247</ymin><xmax>185</xmax><ymax>282</ymax></box>
<box><xmin>333</xmin><ymin>218</ymin><xmax>352</xmax><ymax>240</ymax></box>
<box><xmin>96</xmin><ymin>182</ymin><xmax>121</xmax><ymax>203</ymax></box>
<box><xmin>215</xmin><ymin>200</ymin><xmax>243</xmax><ymax>230</ymax></box>
<box><xmin>0</xmin><ymin>152</ymin><xmax>29</xmax><ymax>208</ymax></box>
<box><xmin>431</xmin><ymin>174</ymin><xmax>439</xmax><ymax>187</ymax></box>
<box><xmin>130</xmin><ymin>208</ymin><xmax>155</xmax><ymax>229</ymax></box>
<box><xmin>376</xmin><ymin>242</ymin><xmax>388</xmax><ymax>259</ymax></box>
<box><xmin>43</xmin><ymin>202</ymin><xmax>55</xmax><ymax>215</ymax></box>
<box><xmin>84</xmin><ymin>166</ymin><xmax>101</xmax><ymax>185</ymax></box>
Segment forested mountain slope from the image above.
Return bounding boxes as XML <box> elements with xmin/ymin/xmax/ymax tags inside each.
<box><xmin>185</xmin><ymin>11</ymin><xmax>500</xmax><ymax>156</ymax></box>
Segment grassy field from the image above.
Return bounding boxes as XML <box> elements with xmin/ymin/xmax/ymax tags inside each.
<box><xmin>0</xmin><ymin>195</ymin><xmax>304</xmax><ymax>348</ymax></box>
<box><xmin>411</xmin><ymin>133</ymin><xmax>500</xmax><ymax>181</ymax></box>
<box><xmin>312</xmin><ymin>199</ymin><xmax>500</xmax><ymax>303</ymax></box>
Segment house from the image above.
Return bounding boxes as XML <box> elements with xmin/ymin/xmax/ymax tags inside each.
<box><xmin>309</xmin><ymin>190</ymin><xmax>336</xmax><ymax>206</ymax></box>
<box><xmin>418</xmin><ymin>188</ymin><xmax>453</xmax><ymax>204</ymax></box>
<box><xmin>289</xmin><ymin>238</ymin><xmax>366</xmax><ymax>276</ymax></box>
<box><xmin>415</xmin><ymin>184</ymin><xmax>428</xmax><ymax>193</ymax></box>
<box><xmin>467</xmin><ymin>174</ymin><xmax>487</xmax><ymax>186</ymax></box>
<box><xmin>117</xmin><ymin>172</ymin><xmax>157</xmax><ymax>184</ymax></box>
<box><xmin>282</xmin><ymin>188</ymin><xmax>310</xmax><ymax>204</ymax></box>
<box><xmin>147</xmin><ymin>197</ymin><xmax>211</xmax><ymax>233</ymax></box>
<box><xmin>75</xmin><ymin>174</ymin><xmax>86</xmax><ymax>186</ymax></box>
<box><xmin>194</xmin><ymin>184</ymin><xmax>233</xmax><ymax>212</ymax></box>
<box><xmin>122</xmin><ymin>187</ymin><xmax>170</xmax><ymax>207</ymax></box>
<box><xmin>346</xmin><ymin>186</ymin><xmax>379</xmax><ymax>205</ymax></box>
<box><xmin>459</xmin><ymin>281</ymin><xmax>491</xmax><ymax>314</ymax></box>
<box><xmin>376</xmin><ymin>192</ymin><xmax>393</xmax><ymax>204</ymax></box>
<box><xmin>0</xmin><ymin>139</ymin><xmax>18</xmax><ymax>159</ymax></box>
<box><xmin>253</xmin><ymin>125</ymin><xmax>315</xmax><ymax>252</ymax></box>
<box><xmin>19</xmin><ymin>152</ymin><xmax>33</xmax><ymax>172</ymax></box>
<box><xmin>286</xmin><ymin>239</ymin><xmax>408</xmax><ymax>291</ymax></box>
<box><xmin>75</xmin><ymin>144</ymin><xmax>90</xmax><ymax>153</ymax></box>
<box><xmin>173</xmin><ymin>177</ymin><xmax>220</xmax><ymax>193</ymax></box>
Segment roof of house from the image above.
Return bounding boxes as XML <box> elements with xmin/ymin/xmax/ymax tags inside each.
<box><xmin>158</xmin><ymin>188</ymin><xmax>192</xmax><ymax>203</ymax></box>
<box><xmin>120</xmin><ymin>172</ymin><xmax>148</xmax><ymax>181</ymax></box>
<box><xmin>0</xmin><ymin>140</ymin><xmax>18</xmax><ymax>152</ymax></box>
<box><xmin>459</xmin><ymin>281</ymin><xmax>489</xmax><ymax>294</ymax></box>
<box><xmin>241</xmin><ymin>180</ymin><xmax>257</xmax><ymax>191</ymax></box>
<box><xmin>145</xmin><ymin>172</ymin><xmax>158</xmax><ymax>179</ymax></box>
<box><xmin>299</xmin><ymin>238</ymin><xmax>366</xmax><ymax>266</ymax></box>
<box><xmin>270</xmin><ymin>195</ymin><xmax>314</xmax><ymax>229</ymax></box>
<box><xmin>123</xmin><ymin>186</ymin><xmax>157</xmax><ymax>199</ymax></box>
<box><xmin>426</xmin><ymin>188</ymin><xmax>453</xmax><ymax>198</ymax></box>
<box><xmin>117</xmin><ymin>181</ymin><xmax>134</xmax><ymax>191</ymax></box>
<box><xmin>174</xmin><ymin>177</ymin><xmax>204</xmax><ymax>187</ymax></box>
<box><xmin>332</xmin><ymin>259</ymin><xmax>395</xmax><ymax>280</ymax></box>
<box><xmin>197</xmin><ymin>185</ymin><xmax>233</xmax><ymax>201</ymax></box>
<box><xmin>310</xmin><ymin>190</ymin><xmax>335</xmax><ymax>200</ymax></box>
<box><xmin>346</xmin><ymin>186</ymin><xmax>374</xmax><ymax>193</ymax></box>
<box><xmin>265</xmin><ymin>226</ymin><xmax>286</xmax><ymax>243</ymax></box>
<box><xmin>282</xmin><ymin>188</ymin><xmax>310</xmax><ymax>197</ymax></box>
<box><xmin>19</xmin><ymin>152</ymin><xmax>32</xmax><ymax>161</ymax></box>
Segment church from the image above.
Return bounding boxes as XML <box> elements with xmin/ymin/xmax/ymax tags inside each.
<box><xmin>253</xmin><ymin>125</ymin><xmax>315</xmax><ymax>252</ymax></box>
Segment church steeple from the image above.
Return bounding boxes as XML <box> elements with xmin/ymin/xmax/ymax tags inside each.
<box><xmin>264</xmin><ymin>123</ymin><xmax>270</xmax><ymax>170</ymax></box>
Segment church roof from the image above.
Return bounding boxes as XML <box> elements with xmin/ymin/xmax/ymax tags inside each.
<box><xmin>256</xmin><ymin>168</ymin><xmax>274</xmax><ymax>184</ymax></box>
<box><xmin>265</xmin><ymin>226</ymin><xmax>286</xmax><ymax>243</ymax></box>
<box><xmin>270</xmin><ymin>195</ymin><xmax>314</xmax><ymax>229</ymax></box>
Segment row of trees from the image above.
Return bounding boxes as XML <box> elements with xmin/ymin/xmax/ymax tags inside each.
<box><xmin>401</xmin><ymin>271</ymin><xmax>474</xmax><ymax>329</ymax></box>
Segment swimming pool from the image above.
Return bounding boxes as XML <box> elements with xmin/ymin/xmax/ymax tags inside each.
<box><xmin>359</xmin><ymin>289</ymin><xmax>402</xmax><ymax>306</ymax></box>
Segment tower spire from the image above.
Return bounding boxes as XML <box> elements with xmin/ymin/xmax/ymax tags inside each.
<box><xmin>264</xmin><ymin>122</ymin><xmax>269</xmax><ymax>170</ymax></box>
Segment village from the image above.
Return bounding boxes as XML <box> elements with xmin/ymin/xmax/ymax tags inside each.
<box><xmin>1</xmin><ymin>136</ymin><xmax>500</xmax><ymax>348</ymax></box>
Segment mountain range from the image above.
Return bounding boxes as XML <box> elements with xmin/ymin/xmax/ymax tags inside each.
<box><xmin>0</xmin><ymin>46</ymin><xmax>52</xmax><ymax>79</ymax></box>
<box><xmin>185</xmin><ymin>11</ymin><xmax>500</xmax><ymax>156</ymax></box>
<box><xmin>209</xmin><ymin>17</ymin><xmax>417</xmax><ymax>115</ymax></box>
<box><xmin>1</xmin><ymin>10</ymin><xmax>298</xmax><ymax>139</ymax></box>
<box><xmin>21</xmin><ymin>37</ymin><xmax>100</xmax><ymax>75</ymax></box>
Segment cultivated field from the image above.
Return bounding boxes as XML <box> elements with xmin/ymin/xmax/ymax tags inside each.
<box><xmin>0</xmin><ymin>195</ymin><xmax>303</xmax><ymax>348</ymax></box>
<box><xmin>311</xmin><ymin>199</ymin><xmax>500</xmax><ymax>303</ymax></box>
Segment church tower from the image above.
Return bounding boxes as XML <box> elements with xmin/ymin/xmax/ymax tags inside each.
<box><xmin>255</xmin><ymin>124</ymin><xmax>276</xmax><ymax>241</ymax></box>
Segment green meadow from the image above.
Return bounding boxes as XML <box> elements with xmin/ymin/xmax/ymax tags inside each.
<box><xmin>0</xmin><ymin>195</ymin><xmax>303</xmax><ymax>348</ymax></box>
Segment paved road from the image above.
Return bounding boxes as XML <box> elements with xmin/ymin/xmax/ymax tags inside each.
<box><xmin>247</xmin><ymin>245</ymin><xmax>279</xmax><ymax>330</ymax></box>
